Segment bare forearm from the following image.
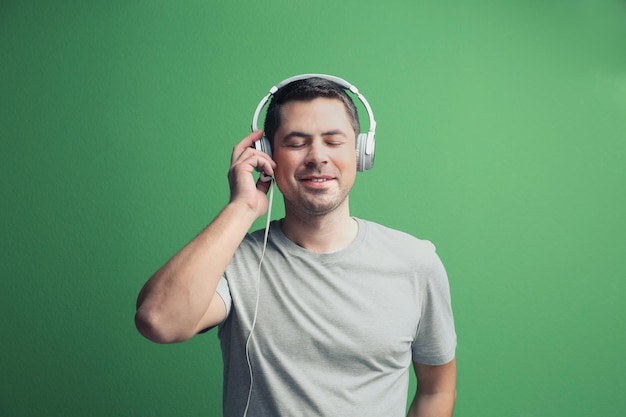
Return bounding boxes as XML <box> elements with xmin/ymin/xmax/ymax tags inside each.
<box><xmin>407</xmin><ymin>391</ymin><xmax>456</xmax><ymax>417</ymax></box>
<box><xmin>409</xmin><ymin>359</ymin><xmax>457</xmax><ymax>417</ymax></box>
<box><xmin>135</xmin><ymin>201</ymin><xmax>257</xmax><ymax>343</ymax></box>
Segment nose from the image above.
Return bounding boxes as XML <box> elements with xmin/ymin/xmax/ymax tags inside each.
<box><xmin>304</xmin><ymin>139</ymin><xmax>328</xmax><ymax>167</ymax></box>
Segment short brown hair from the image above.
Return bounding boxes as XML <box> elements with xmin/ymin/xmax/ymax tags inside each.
<box><xmin>263</xmin><ymin>77</ymin><xmax>360</xmax><ymax>147</ymax></box>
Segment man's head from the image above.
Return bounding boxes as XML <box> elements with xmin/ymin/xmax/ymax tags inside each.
<box><xmin>263</xmin><ymin>77</ymin><xmax>360</xmax><ymax>146</ymax></box>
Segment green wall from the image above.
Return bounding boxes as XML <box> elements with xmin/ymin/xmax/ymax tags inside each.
<box><xmin>2</xmin><ymin>1</ymin><xmax>625</xmax><ymax>416</ymax></box>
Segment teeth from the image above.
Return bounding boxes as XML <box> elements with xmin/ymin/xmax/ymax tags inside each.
<box><xmin>311</xmin><ymin>178</ymin><xmax>326</xmax><ymax>182</ymax></box>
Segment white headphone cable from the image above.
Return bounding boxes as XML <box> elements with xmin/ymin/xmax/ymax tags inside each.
<box><xmin>242</xmin><ymin>178</ymin><xmax>274</xmax><ymax>417</ymax></box>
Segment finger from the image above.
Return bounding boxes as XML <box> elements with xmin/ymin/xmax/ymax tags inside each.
<box><xmin>232</xmin><ymin>130</ymin><xmax>265</xmax><ymax>162</ymax></box>
<box><xmin>231</xmin><ymin>144</ymin><xmax>275</xmax><ymax>174</ymax></box>
<box><xmin>255</xmin><ymin>150</ymin><xmax>276</xmax><ymax>177</ymax></box>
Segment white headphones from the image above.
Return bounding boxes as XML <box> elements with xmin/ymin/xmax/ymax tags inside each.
<box><xmin>251</xmin><ymin>74</ymin><xmax>377</xmax><ymax>172</ymax></box>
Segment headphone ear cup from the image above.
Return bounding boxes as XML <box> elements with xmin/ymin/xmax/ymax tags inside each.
<box><xmin>255</xmin><ymin>135</ymin><xmax>273</xmax><ymax>159</ymax></box>
<box><xmin>356</xmin><ymin>133</ymin><xmax>375</xmax><ymax>171</ymax></box>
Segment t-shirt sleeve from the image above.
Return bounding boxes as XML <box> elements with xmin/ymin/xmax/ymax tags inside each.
<box><xmin>197</xmin><ymin>277</ymin><xmax>232</xmax><ymax>334</ymax></box>
<box><xmin>412</xmin><ymin>248</ymin><xmax>457</xmax><ymax>365</ymax></box>
<box><xmin>215</xmin><ymin>276</ymin><xmax>232</xmax><ymax>318</ymax></box>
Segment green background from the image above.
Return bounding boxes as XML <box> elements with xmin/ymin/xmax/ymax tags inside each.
<box><xmin>2</xmin><ymin>1</ymin><xmax>625</xmax><ymax>416</ymax></box>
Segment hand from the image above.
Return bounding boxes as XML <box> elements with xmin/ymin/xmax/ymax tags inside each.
<box><xmin>227</xmin><ymin>130</ymin><xmax>277</xmax><ymax>217</ymax></box>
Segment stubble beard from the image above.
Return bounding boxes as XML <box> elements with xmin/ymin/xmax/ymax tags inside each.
<box><xmin>284</xmin><ymin>185</ymin><xmax>350</xmax><ymax>218</ymax></box>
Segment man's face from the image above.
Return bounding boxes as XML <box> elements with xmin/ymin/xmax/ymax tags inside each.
<box><xmin>272</xmin><ymin>97</ymin><xmax>357</xmax><ymax>217</ymax></box>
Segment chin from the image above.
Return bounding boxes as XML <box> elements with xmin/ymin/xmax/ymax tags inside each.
<box><xmin>301</xmin><ymin>196</ymin><xmax>349</xmax><ymax>216</ymax></box>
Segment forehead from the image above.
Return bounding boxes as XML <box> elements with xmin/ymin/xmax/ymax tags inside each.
<box><xmin>277</xmin><ymin>98</ymin><xmax>354</xmax><ymax>134</ymax></box>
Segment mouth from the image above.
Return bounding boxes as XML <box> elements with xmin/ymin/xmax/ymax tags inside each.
<box><xmin>300</xmin><ymin>175</ymin><xmax>334</xmax><ymax>181</ymax></box>
<box><xmin>299</xmin><ymin>175</ymin><xmax>335</xmax><ymax>186</ymax></box>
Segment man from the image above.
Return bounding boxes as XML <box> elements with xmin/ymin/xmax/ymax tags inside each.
<box><xmin>135</xmin><ymin>75</ymin><xmax>457</xmax><ymax>416</ymax></box>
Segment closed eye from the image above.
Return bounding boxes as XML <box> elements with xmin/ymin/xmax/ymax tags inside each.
<box><xmin>279</xmin><ymin>130</ymin><xmax>350</xmax><ymax>148</ymax></box>
<box><xmin>324</xmin><ymin>134</ymin><xmax>348</xmax><ymax>147</ymax></box>
<box><xmin>280</xmin><ymin>131</ymin><xmax>310</xmax><ymax>148</ymax></box>
<box><xmin>323</xmin><ymin>130</ymin><xmax>349</xmax><ymax>146</ymax></box>
<box><xmin>285</xmin><ymin>139</ymin><xmax>307</xmax><ymax>148</ymax></box>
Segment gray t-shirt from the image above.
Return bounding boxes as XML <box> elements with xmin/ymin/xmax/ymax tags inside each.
<box><xmin>216</xmin><ymin>218</ymin><xmax>456</xmax><ymax>417</ymax></box>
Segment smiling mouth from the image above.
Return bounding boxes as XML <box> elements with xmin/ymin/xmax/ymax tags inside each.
<box><xmin>300</xmin><ymin>176</ymin><xmax>335</xmax><ymax>187</ymax></box>
<box><xmin>301</xmin><ymin>176</ymin><xmax>334</xmax><ymax>182</ymax></box>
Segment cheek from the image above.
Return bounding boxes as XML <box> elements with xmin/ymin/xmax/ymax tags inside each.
<box><xmin>338</xmin><ymin>150</ymin><xmax>358</xmax><ymax>172</ymax></box>
<box><xmin>272</xmin><ymin>163</ymin><xmax>292</xmax><ymax>192</ymax></box>
<box><xmin>272</xmin><ymin>152</ymin><xmax>297</xmax><ymax>176</ymax></box>
<box><xmin>272</xmin><ymin>159</ymin><xmax>287</xmax><ymax>178</ymax></box>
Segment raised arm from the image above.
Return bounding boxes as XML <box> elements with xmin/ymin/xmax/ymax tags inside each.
<box><xmin>134</xmin><ymin>130</ymin><xmax>275</xmax><ymax>343</ymax></box>
<box><xmin>407</xmin><ymin>358</ymin><xmax>457</xmax><ymax>417</ymax></box>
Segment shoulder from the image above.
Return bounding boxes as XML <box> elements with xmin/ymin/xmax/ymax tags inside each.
<box><xmin>358</xmin><ymin>218</ymin><xmax>437</xmax><ymax>254</ymax></box>
<box><xmin>237</xmin><ymin>221</ymin><xmax>278</xmax><ymax>250</ymax></box>
<box><xmin>354</xmin><ymin>218</ymin><xmax>445</xmax><ymax>276</ymax></box>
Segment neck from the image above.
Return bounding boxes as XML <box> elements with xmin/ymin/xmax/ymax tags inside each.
<box><xmin>281</xmin><ymin>207</ymin><xmax>358</xmax><ymax>254</ymax></box>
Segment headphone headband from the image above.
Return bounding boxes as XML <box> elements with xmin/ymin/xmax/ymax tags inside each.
<box><xmin>251</xmin><ymin>74</ymin><xmax>377</xmax><ymax>156</ymax></box>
